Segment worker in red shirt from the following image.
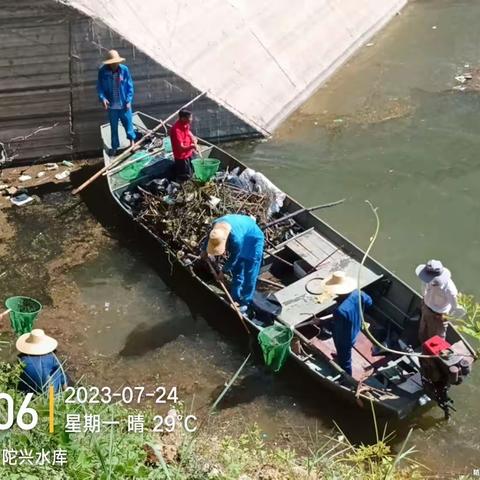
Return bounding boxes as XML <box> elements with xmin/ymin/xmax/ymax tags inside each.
<box><xmin>169</xmin><ymin>109</ymin><xmax>198</xmax><ymax>181</ymax></box>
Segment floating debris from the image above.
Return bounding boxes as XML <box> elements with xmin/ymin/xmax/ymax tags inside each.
<box><xmin>18</xmin><ymin>174</ymin><xmax>32</xmax><ymax>182</ymax></box>
<box><xmin>452</xmin><ymin>66</ymin><xmax>480</xmax><ymax>91</ymax></box>
<box><xmin>55</xmin><ymin>170</ymin><xmax>70</xmax><ymax>180</ymax></box>
<box><xmin>11</xmin><ymin>193</ymin><xmax>33</xmax><ymax>206</ymax></box>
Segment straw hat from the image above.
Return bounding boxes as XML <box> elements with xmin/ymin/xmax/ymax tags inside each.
<box><xmin>103</xmin><ymin>49</ymin><xmax>125</xmax><ymax>65</ymax></box>
<box><xmin>207</xmin><ymin>222</ymin><xmax>231</xmax><ymax>256</ymax></box>
<box><xmin>321</xmin><ymin>271</ymin><xmax>356</xmax><ymax>295</ymax></box>
<box><xmin>16</xmin><ymin>329</ymin><xmax>58</xmax><ymax>356</ymax></box>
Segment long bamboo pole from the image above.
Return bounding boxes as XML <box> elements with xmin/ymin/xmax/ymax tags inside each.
<box><xmin>263</xmin><ymin>199</ymin><xmax>345</xmax><ymax>230</ymax></box>
<box><xmin>206</xmin><ymin>259</ymin><xmax>250</xmax><ymax>335</ymax></box>
<box><xmin>71</xmin><ymin>90</ymin><xmax>208</xmax><ymax>195</ymax></box>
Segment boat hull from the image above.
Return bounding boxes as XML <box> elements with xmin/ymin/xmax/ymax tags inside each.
<box><xmin>96</xmin><ymin>111</ymin><xmax>475</xmax><ymax>420</ymax></box>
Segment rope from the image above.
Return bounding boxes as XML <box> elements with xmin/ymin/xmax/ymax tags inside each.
<box><xmin>357</xmin><ymin>201</ymin><xmax>449</xmax><ymax>360</ymax></box>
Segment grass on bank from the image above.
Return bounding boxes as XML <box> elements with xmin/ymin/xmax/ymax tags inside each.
<box><xmin>0</xmin><ymin>359</ymin><xmax>427</xmax><ymax>480</ymax></box>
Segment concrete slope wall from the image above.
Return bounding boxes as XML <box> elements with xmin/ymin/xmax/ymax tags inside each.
<box><xmin>65</xmin><ymin>0</ymin><xmax>407</xmax><ymax>135</ymax></box>
<box><xmin>69</xmin><ymin>16</ymin><xmax>256</xmax><ymax>156</ymax></box>
<box><xmin>0</xmin><ymin>0</ymin><xmax>72</xmax><ymax>161</ymax></box>
<box><xmin>0</xmin><ymin>0</ymin><xmax>406</xmax><ymax>163</ymax></box>
<box><xmin>0</xmin><ymin>0</ymin><xmax>255</xmax><ymax>163</ymax></box>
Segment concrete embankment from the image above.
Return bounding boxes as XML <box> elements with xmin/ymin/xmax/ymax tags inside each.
<box><xmin>0</xmin><ymin>0</ymin><xmax>406</xmax><ymax>163</ymax></box>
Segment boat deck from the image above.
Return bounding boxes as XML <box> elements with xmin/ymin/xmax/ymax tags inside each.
<box><xmin>310</xmin><ymin>332</ymin><xmax>388</xmax><ymax>381</ymax></box>
<box><xmin>271</xmin><ymin>228</ymin><xmax>382</xmax><ymax>328</ymax></box>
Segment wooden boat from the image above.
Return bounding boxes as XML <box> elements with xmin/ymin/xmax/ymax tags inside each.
<box><xmin>100</xmin><ymin>111</ymin><xmax>476</xmax><ymax>419</ymax></box>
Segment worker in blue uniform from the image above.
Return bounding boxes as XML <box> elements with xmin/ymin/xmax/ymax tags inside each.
<box><xmin>203</xmin><ymin>214</ymin><xmax>265</xmax><ymax>309</ymax></box>
<box><xmin>16</xmin><ymin>329</ymin><xmax>67</xmax><ymax>394</ymax></box>
<box><xmin>97</xmin><ymin>49</ymin><xmax>136</xmax><ymax>156</ymax></box>
<box><xmin>322</xmin><ymin>272</ymin><xmax>373</xmax><ymax>375</ymax></box>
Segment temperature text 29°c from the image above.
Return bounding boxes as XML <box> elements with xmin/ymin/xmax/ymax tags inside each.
<box><xmin>63</xmin><ymin>386</ymin><xmax>179</xmax><ymax>405</ymax></box>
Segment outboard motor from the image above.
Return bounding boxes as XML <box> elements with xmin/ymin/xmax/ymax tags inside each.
<box><xmin>420</xmin><ymin>336</ymin><xmax>472</xmax><ymax>419</ymax></box>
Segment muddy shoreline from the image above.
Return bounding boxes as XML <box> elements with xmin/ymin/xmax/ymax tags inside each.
<box><xmin>0</xmin><ymin>162</ymin><xmax>111</xmax><ymax>377</ymax></box>
<box><xmin>0</xmin><ymin>163</ymin><xmax>310</xmax><ymax>451</ymax></box>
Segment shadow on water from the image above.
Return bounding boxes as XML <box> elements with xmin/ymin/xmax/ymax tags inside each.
<box><xmin>119</xmin><ymin>313</ymin><xmax>208</xmax><ymax>357</ymax></box>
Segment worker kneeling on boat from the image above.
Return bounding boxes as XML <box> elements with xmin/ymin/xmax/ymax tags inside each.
<box><xmin>204</xmin><ymin>214</ymin><xmax>264</xmax><ymax>309</ymax></box>
<box><xmin>16</xmin><ymin>329</ymin><xmax>68</xmax><ymax>395</ymax></box>
<box><xmin>323</xmin><ymin>272</ymin><xmax>373</xmax><ymax>376</ymax></box>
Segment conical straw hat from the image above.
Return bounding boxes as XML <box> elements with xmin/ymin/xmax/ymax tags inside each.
<box><xmin>16</xmin><ymin>329</ymin><xmax>58</xmax><ymax>355</ymax></box>
<box><xmin>321</xmin><ymin>271</ymin><xmax>356</xmax><ymax>295</ymax></box>
<box><xmin>103</xmin><ymin>49</ymin><xmax>125</xmax><ymax>65</ymax></box>
<box><xmin>207</xmin><ymin>222</ymin><xmax>231</xmax><ymax>256</ymax></box>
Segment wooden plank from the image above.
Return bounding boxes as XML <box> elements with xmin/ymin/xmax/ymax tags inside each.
<box><xmin>286</xmin><ymin>229</ymin><xmax>333</xmax><ymax>267</ymax></box>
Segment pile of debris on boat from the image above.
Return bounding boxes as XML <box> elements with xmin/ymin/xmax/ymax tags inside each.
<box><xmin>128</xmin><ymin>167</ymin><xmax>299</xmax><ymax>259</ymax></box>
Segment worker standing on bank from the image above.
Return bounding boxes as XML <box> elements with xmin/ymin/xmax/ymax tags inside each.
<box><xmin>97</xmin><ymin>49</ymin><xmax>136</xmax><ymax>156</ymax></box>
<box><xmin>170</xmin><ymin>110</ymin><xmax>198</xmax><ymax>181</ymax></box>
<box><xmin>416</xmin><ymin>259</ymin><xmax>459</xmax><ymax>343</ymax></box>
<box><xmin>16</xmin><ymin>329</ymin><xmax>68</xmax><ymax>395</ymax></box>
<box><xmin>203</xmin><ymin>214</ymin><xmax>264</xmax><ymax>311</ymax></box>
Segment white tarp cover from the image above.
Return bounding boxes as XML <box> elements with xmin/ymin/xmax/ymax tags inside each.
<box><xmin>63</xmin><ymin>0</ymin><xmax>406</xmax><ymax>135</ymax></box>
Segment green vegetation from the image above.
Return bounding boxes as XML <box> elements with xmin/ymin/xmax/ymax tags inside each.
<box><xmin>0</xmin><ymin>360</ymin><xmax>426</xmax><ymax>479</ymax></box>
<box><xmin>456</xmin><ymin>294</ymin><xmax>480</xmax><ymax>343</ymax></box>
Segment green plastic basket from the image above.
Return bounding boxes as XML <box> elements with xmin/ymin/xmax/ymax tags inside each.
<box><xmin>5</xmin><ymin>296</ymin><xmax>42</xmax><ymax>335</ymax></box>
<box><xmin>191</xmin><ymin>158</ymin><xmax>220</xmax><ymax>182</ymax></box>
<box><xmin>258</xmin><ymin>324</ymin><xmax>293</xmax><ymax>373</ymax></box>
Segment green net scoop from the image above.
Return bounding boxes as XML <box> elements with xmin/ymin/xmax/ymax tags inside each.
<box><xmin>5</xmin><ymin>296</ymin><xmax>42</xmax><ymax>335</ymax></box>
<box><xmin>118</xmin><ymin>151</ymin><xmax>156</xmax><ymax>180</ymax></box>
<box><xmin>258</xmin><ymin>324</ymin><xmax>293</xmax><ymax>373</ymax></box>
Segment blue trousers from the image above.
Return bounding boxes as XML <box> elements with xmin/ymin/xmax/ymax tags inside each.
<box><xmin>108</xmin><ymin>108</ymin><xmax>135</xmax><ymax>151</ymax></box>
<box><xmin>230</xmin><ymin>257</ymin><xmax>262</xmax><ymax>306</ymax></box>
<box><xmin>333</xmin><ymin>338</ymin><xmax>353</xmax><ymax>375</ymax></box>
<box><xmin>333</xmin><ymin>324</ymin><xmax>361</xmax><ymax>376</ymax></box>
